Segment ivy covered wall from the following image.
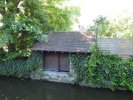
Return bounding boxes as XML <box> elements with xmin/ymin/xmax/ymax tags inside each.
<box><xmin>69</xmin><ymin>45</ymin><xmax>133</xmax><ymax>91</ymax></box>
<box><xmin>0</xmin><ymin>52</ymin><xmax>43</xmax><ymax>78</ymax></box>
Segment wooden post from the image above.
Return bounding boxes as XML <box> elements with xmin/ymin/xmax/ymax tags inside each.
<box><xmin>95</xmin><ymin>24</ymin><xmax>99</xmax><ymax>45</ymax></box>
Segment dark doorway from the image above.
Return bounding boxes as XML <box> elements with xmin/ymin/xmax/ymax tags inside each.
<box><xmin>44</xmin><ymin>52</ymin><xmax>69</xmax><ymax>72</ymax></box>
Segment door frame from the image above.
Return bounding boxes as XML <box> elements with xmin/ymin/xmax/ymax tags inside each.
<box><xmin>44</xmin><ymin>51</ymin><xmax>69</xmax><ymax>72</ymax></box>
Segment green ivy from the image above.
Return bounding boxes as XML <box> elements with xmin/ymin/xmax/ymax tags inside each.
<box><xmin>69</xmin><ymin>53</ymin><xmax>88</xmax><ymax>83</ymax></box>
<box><xmin>0</xmin><ymin>52</ymin><xmax>43</xmax><ymax>78</ymax></box>
<box><xmin>70</xmin><ymin>45</ymin><xmax>133</xmax><ymax>91</ymax></box>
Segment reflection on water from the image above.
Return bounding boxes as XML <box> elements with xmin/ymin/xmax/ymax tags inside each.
<box><xmin>0</xmin><ymin>76</ymin><xmax>132</xmax><ymax>100</ymax></box>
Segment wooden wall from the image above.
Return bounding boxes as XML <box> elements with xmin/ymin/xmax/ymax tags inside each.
<box><xmin>98</xmin><ymin>38</ymin><xmax>133</xmax><ymax>57</ymax></box>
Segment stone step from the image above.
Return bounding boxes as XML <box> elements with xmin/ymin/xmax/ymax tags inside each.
<box><xmin>43</xmin><ymin>71</ymin><xmax>74</xmax><ymax>84</ymax></box>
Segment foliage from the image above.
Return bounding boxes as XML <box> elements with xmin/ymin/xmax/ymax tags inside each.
<box><xmin>0</xmin><ymin>0</ymin><xmax>47</xmax><ymax>59</ymax></box>
<box><xmin>70</xmin><ymin>45</ymin><xmax>133</xmax><ymax>91</ymax></box>
<box><xmin>44</xmin><ymin>0</ymin><xmax>80</xmax><ymax>31</ymax></box>
<box><xmin>69</xmin><ymin>54</ymin><xmax>88</xmax><ymax>82</ymax></box>
<box><xmin>0</xmin><ymin>52</ymin><xmax>43</xmax><ymax>78</ymax></box>
<box><xmin>88</xmin><ymin>16</ymin><xmax>111</xmax><ymax>37</ymax></box>
<box><xmin>129</xmin><ymin>56</ymin><xmax>133</xmax><ymax>62</ymax></box>
<box><xmin>88</xmin><ymin>14</ymin><xmax>133</xmax><ymax>38</ymax></box>
<box><xmin>0</xmin><ymin>0</ymin><xmax>80</xmax><ymax>60</ymax></box>
<box><xmin>87</xmin><ymin>45</ymin><xmax>133</xmax><ymax>91</ymax></box>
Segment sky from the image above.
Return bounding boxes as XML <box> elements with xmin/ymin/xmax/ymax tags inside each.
<box><xmin>69</xmin><ymin>0</ymin><xmax>133</xmax><ymax>30</ymax></box>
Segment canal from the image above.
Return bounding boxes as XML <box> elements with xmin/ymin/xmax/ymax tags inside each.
<box><xmin>0</xmin><ymin>76</ymin><xmax>132</xmax><ymax>100</ymax></box>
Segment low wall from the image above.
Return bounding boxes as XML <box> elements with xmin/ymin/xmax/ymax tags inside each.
<box><xmin>98</xmin><ymin>38</ymin><xmax>133</xmax><ymax>59</ymax></box>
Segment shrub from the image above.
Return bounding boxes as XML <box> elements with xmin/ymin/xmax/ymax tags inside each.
<box><xmin>0</xmin><ymin>52</ymin><xmax>43</xmax><ymax>78</ymax></box>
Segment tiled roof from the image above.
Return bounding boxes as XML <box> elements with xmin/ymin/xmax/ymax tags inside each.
<box><xmin>32</xmin><ymin>32</ymin><xmax>95</xmax><ymax>53</ymax></box>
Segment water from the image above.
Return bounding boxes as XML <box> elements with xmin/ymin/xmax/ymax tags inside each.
<box><xmin>0</xmin><ymin>76</ymin><xmax>132</xmax><ymax>100</ymax></box>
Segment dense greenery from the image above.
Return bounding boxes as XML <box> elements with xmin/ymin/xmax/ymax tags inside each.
<box><xmin>88</xmin><ymin>14</ymin><xmax>133</xmax><ymax>38</ymax></box>
<box><xmin>70</xmin><ymin>45</ymin><xmax>133</xmax><ymax>91</ymax></box>
<box><xmin>0</xmin><ymin>0</ymin><xmax>80</xmax><ymax>60</ymax></box>
<box><xmin>0</xmin><ymin>52</ymin><xmax>43</xmax><ymax>77</ymax></box>
<box><xmin>69</xmin><ymin>54</ymin><xmax>88</xmax><ymax>82</ymax></box>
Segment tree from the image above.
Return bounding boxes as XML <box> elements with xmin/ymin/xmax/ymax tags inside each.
<box><xmin>0</xmin><ymin>0</ymin><xmax>80</xmax><ymax>60</ymax></box>
<box><xmin>41</xmin><ymin>0</ymin><xmax>80</xmax><ymax>31</ymax></box>
<box><xmin>88</xmin><ymin>15</ymin><xmax>111</xmax><ymax>37</ymax></box>
<box><xmin>88</xmin><ymin>14</ymin><xmax>133</xmax><ymax>38</ymax></box>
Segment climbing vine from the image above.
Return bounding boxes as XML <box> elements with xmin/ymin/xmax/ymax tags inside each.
<box><xmin>0</xmin><ymin>52</ymin><xmax>43</xmax><ymax>78</ymax></box>
<box><xmin>70</xmin><ymin>45</ymin><xmax>133</xmax><ymax>91</ymax></box>
<box><xmin>69</xmin><ymin>53</ymin><xmax>88</xmax><ymax>82</ymax></box>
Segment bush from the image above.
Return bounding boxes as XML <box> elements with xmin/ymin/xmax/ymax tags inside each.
<box><xmin>70</xmin><ymin>45</ymin><xmax>133</xmax><ymax>91</ymax></box>
<box><xmin>0</xmin><ymin>52</ymin><xmax>43</xmax><ymax>78</ymax></box>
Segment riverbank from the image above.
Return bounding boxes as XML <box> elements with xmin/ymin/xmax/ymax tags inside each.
<box><xmin>30</xmin><ymin>71</ymin><xmax>129</xmax><ymax>92</ymax></box>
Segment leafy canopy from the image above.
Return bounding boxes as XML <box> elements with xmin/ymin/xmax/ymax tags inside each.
<box><xmin>88</xmin><ymin>13</ymin><xmax>133</xmax><ymax>38</ymax></box>
<box><xmin>0</xmin><ymin>0</ymin><xmax>80</xmax><ymax>60</ymax></box>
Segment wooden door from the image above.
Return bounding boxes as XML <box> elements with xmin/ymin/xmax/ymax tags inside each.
<box><xmin>59</xmin><ymin>53</ymin><xmax>69</xmax><ymax>72</ymax></box>
<box><xmin>44</xmin><ymin>52</ymin><xmax>69</xmax><ymax>72</ymax></box>
<box><xmin>45</xmin><ymin>52</ymin><xmax>59</xmax><ymax>71</ymax></box>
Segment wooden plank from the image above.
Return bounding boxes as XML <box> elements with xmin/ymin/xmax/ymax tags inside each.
<box><xmin>98</xmin><ymin>38</ymin><xmax>133</xmax><ymax>55</ymax></box>
<box><xmin>59</xmin><ymin>53</ymin><xmax>69</xmax><ymax>72</ymax></box>
<box><xmin>44</xmin><ymin>52</ymin><xmax>59</xmax><ymax>71</ymax></box>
